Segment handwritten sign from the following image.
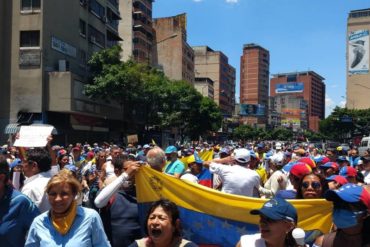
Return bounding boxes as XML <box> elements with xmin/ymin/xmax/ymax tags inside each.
<box><xmin>14</xmin><ymin>126</ymin><xmax>53</xmax><ymax>147</ymax></box>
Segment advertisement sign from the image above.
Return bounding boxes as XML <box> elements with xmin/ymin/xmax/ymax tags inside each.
<box><xmin>281</xmin><ymin>119</ymin><xmax>301</xmax><ymax>127</ymax></box>
<box><xmin>127</xmin><ymin>134</ymin><xmax>138</xmax><ymax>144</ymax></box>
<box><xmin>51</xmin><ymin>36</ymin><xmax>77</xmax><ymax>58</ymax></box>
<box><xmin>348</xmin><ymin>30</ymin><xmax>369</xmax><ymax>75</ymax></box>
<box><xmin>275</xmin><ymin>82</ymin><xmax>304</xmax><ymax>94</ymax></box>
<box><xmin>239</xmin><ymin>104</ymin><xmax>265</xmax><ymax>116</ymax></box>
<box><xmin>281</xmin><ymin>108</ymin><xmax>305</xmax><ymax>117</ymax></box>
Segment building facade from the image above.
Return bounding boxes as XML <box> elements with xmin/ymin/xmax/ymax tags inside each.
<box><xmin>119</xmin><ymin>0</ymin><xmax>154</xmax><ymax>64</ymax></box>
<box><xmin>0</xmin><ymin>0</ymin><xmax>125</xmax><ymax>144</ymax></box>
<box><xmin>347</xmin><ymin>8</ymin><xmax>370</xmax><ymax>109</ymax></box>
<box><xmin>194</xmin><ymin>77</ymin><xmax>214</xmax><ymax>99</ymax></box>
<box><xmin>153</xmin><ymin>13</ymin><xmax>195</xmax><ymax>84</ymax></box>
<box><xmin>239</xmin><ymin>43</ymin><xmax>269</xmax><ymax>127</ymax></box>
<box><xmin>193</xmin><ymin>46</ymin><xmax>236</xmax><ymax>117</ymax></box>
<box><xmin>270</xmin><ymin>71</ymin><xmax>325</xmax><ymax>132</ymax></box>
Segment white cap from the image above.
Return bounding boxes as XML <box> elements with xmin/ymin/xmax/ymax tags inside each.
<box><xmin>233</xmin><ymin>148</ymin><xmax>251</xmax><ymax>164</ymax></box>
<box><xmin>271</xmin><ymin>153</ymin><xmax>284</xmax><ymax>166</ymax></box>
<box><xmin>275</xmin><ymin>142</ymin><xmax>282</xmax><ymax>150</ymax></box>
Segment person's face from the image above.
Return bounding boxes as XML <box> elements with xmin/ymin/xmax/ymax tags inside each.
<box><xmin>323</xmin><ymin>167</ymin><xmax>335</xmax><ymax>177</ymax></box>
<box><xmin>327</xmin><ymin>181</ymin><xmax>340</xmax><ymax>190</ymax></box>
<box><xmin>326</xmin><ymin>151</ymin><xmax>336</xmax><ymax>161</ymax></box>
<box><xmin>60</xmin><ymin>156</ymin><xmax>69</xmax><ymax>165</ymax></box>
<box><xmin>111</xmin><ymin>149</ymin><xmax>121</xmax><ymax>158</ymax></box>
<box><xmin>21</xmin><ymin>160</ymin><xmax>36</xmax><ymax>178</ymax></box>
<box><xmin>189</xmin><ymin>163</ymin><xmax>202</xmax><ymax>175</ymax></box>
<box><xmin>147</xmin><ymin>206</ymin><xmax>176</xmax><ymax>245</ymax></box>
<box><xmin>289</xmin><ymin>175</ymin><xmax>300</xmax><ymax>190</ymax></box>
<box><xmin>47</xmin><ymin>182</ymin><xmax>75</xmax><ymax>215</ymax></box>
<box><xmin>259</xmin><ymin>215</ymin><xmax>294</xmax><ymax>244</ymax></box>
<box><xmin>301</xmin><ymin>174</ymin><xmax>322</xmax><ymax>199</ymax></box>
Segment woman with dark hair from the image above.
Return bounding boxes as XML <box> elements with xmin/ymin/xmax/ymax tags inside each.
<box><xmin>57</xmin><ymin>153</ymin><xmax>70</xmax><ymax>170</ymax></box>
<box><xmin>129</xmin><ymin>199</ymin><xmax>198</xmax><ymax>247</ymax></box>
<box><xmin>296</xmin><ymin>173</ymin><xmax>328</xmax><ymax>199</ymax></box>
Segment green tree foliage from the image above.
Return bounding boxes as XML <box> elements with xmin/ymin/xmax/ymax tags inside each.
<box><xmin>84</xmin><ymin>46</ymin><xmax>223</xmax><ymax>138</ymax></box>
<box><xmin>320</xmin><ymin>106</ymin><xmax>370</xmax><ymax>140</ymax></box>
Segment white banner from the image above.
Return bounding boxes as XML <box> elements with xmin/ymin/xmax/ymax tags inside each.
<box><xmin>348</xmin><ymin>30</ymin><xmax>369</xmax><ymax>75</ymax></box>
<box><xmin>14</xmin><ymin>126</ymin><xmax>53</xmax><ymax>147</ymax></box>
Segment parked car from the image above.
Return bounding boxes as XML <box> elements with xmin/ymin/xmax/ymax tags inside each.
<box><xmin>359</xmin><ymin>136</ymin><xmax>370</xmax><ymax>156</ymax></box>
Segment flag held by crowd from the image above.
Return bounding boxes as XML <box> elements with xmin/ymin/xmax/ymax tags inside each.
<box><xmin>136</xmin><ymin>166</ymin><xmax>333</xmax><ymax>246</ymax></box>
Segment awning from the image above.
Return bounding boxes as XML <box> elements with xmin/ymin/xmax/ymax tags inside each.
<box><xmin>4</xmin><ymin>123</ymin><xmax>58</xmax><ymax>135</ymax></box>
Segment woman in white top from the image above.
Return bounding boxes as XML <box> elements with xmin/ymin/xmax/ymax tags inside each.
<box><xmin>259</xmin><ymin>153</ymin><xmax>287</xmax><ymax>198</ymax></box>
<box><xmin>236</xmin><ymin>197</ymin><xmax>300</xmax><ymax>247</ymax></box>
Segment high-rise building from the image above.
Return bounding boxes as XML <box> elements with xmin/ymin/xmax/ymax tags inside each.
<box><xmin>0</xmin><ymin>0</ymin><xmax>124</xmax><ymax>144</ymax></box>
<box><xmin>153</xmin><ymin>13</ymin><xmax>194</xmax><ymax>84</ymax></box>
<box><xmin>347</xmin><ymin>8</ymin><xmax>370</xmax><ymax>109</ymax></box>
<box><xmin>240</xmin><ymin>43</ymin><xmax>269</xmax><ymax>127</ymax></box>
<box><xmin>193</xmin><ymin>46</ymin><xmax>235</xmax><ymax>117</ymax></box>
<box><xmin>119</xmin><ymin>0</ymin><xmax>154</xmax><ymax>65</ymax></box>
<box><xmin>194</xmin><ymin>77</ymin><xmax>214</xmax><ymax>99</ymax></box>
<box><xmin>270</xmin><ymin>71</ymin><xmax>325</xmax><ymax>132</ymax></box>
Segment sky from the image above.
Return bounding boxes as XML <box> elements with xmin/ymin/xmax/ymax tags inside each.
<box><xmin>153</xmin><ymin>0</ymin><xmax>370</xmax><ymax>117</ymax></box>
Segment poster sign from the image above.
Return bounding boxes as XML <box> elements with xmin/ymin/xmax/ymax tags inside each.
<box><xmin>51</xmin><ymin>36</ymin><xmax>77</xmax><ymax>58</ymax></box>
<box><xmin>14</xmin><ymin>126</ymin><xmax>53</xmax><ymax>147</ymax></box>
<box><xmin>275</xmin><ymin>82</ymin><xmax>304</xmax><ymax>94</ymax></box>
<box><xmin>348</xmin><ymin>30</ymin><xmax>369</xmax><ymax>75</ymax></box>
<box><xmin>127</xmin><ymin>134</ymin><xmax>138</xmax><ymax>144</ymax></box>
<box><xmin>239</xmin><ymin>104</ymin><xmax>265</xmax><ymax>116</ymax></box>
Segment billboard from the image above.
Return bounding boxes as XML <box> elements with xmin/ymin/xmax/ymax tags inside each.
<box><xmin>281</xmin><ymin>119</ymin><xmax>301</xmax><ymax>127</ymax></box>
<box><xmin>348</xmin><ymin>30</ymin><xmax>369</xmax><ymax>75</ymax></box>
<box><xmin>275</xmin><ymin>82</ymin><xmax>304</xmax><ymax>94</ymax></box>
<box><xmin>239</xmin><ymin>104</ymin><xmax>265</xmax><ymax>116</ymax></box>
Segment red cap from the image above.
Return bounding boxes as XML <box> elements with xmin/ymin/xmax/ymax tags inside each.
<box><xmin>339</xmin><ymin>166</ymin><xmax>357</xmax><ymax>178</ymax></box>
<box><xmin>326</xmin><ymin>175</ymin><xmax>348</xmax><ymax>185</ymax></box>
<box><xmin>298</xmin><ymin>157</ymin><xmax>316</xmax><ymax>168</ymax></box>
<box><xmin>87</xmin><ymin>151</ymin><xmax>95</xmax><ymax>159</ymax></box>
<box><xmin>290</xmin><ymin>162</ymin><xmax>312</xmax><ymax>179</ymax></box>
<box><xmin>72</xmin><ymin>146</ymin><xmax>81</xmax><ymax>152</ymax></box>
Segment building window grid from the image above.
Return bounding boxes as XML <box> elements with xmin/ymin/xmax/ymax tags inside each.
<box><xmin>21</xmin><ymin>0</ymin><xmax>41</xmax><ymax>12</ymax></box>
<box><xmin>20</xmin><ymin>30</ymin><xmax>40</xmax><ymax>47</ymax></box>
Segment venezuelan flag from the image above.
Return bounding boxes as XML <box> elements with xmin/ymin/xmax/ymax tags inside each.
<box><xmin>136</xmin><ymin>166</ymin><xmax>332</xmax><ymax>246</ymax></box>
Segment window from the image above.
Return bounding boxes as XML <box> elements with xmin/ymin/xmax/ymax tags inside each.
<box><xmin>21</xmin><ymin>0</ymin><xmax>41</xmax><ymax>11</ymax></box>
<box><xmin>79</xmin><ymin>19</ymin><xmax>86</xmax><ymax>37</ymax></box>
<box><xmin>20</xmin><ymin>31</ymin><xmax>40</xmax><ymax>47</ymax></box>
<box><xmin>89</xmin><ymin>0</ymin><xmax>105</xmax><ymax>19</ymax></box>
<box><xmin>88</xmin><ymin>25</ymin><xmax>105</xmax><ymax>47</ymax></box>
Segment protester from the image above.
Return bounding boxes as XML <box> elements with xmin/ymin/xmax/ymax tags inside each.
<box><xmin>164</xmin><ymin>146</ymin><xmax>185</xmax><ymax>178</ymax></box>
<box><xmin>325</xmin><ymin>175</ymin><xmax>348</xmax><ymax>190</ymax></box>
<box><xmin>25</xmin><ymin>169</ymin><xmax>110</xmax><ymax>247</ymax></box>
<box><xmin>101</xmin><ymin>146</ymin><xmax>120</xmax><ymax>185</ymax></box>
<box><xmin>259</xmin><ymin>153</ymin><xmax>287</xmax><ymax>198</ymax></box>
<box><xmin>236</xmin><ymin>197</ymin><xmax>299</xmax><ymax>247</ymax></box>
<box><xmin>146</xmin><ymin>147</ymin><xmax>167</xmax><ymax>172</ymax></box>
<box><xmin>361</xmin><ymin>157</ymin><xmax>370</xmax><ymax>185</ymax></box>
<box><xmin>21</xmin><ymin>147</ymin><xmax>57</xmax><ymax>213</ymax></box>
<box><xmin>296</xmin><ymin>173</ymin><xmax>327</xmax><ymax>199</ymax></box>
<box><xmin>129</xmin><ymin>199</ymin><xmax>198</xmax><ymax>247</ymax></box>
<box><xmin>204</xmin><ymin>148</ymin><xmax>260</xmax><ymax>197</ymax></box>
<box><xmin>94</xmin><ymin>157</ymin><xmax>142</xmax><ymax>247</ymax></box>
<box><xmin>0</xmin><ymin>155</ymin><xmax>39</xmax><ymax>246</ymax></box>
<box><xmin>313</xmin><ymin>184</ymin><xmax>370</xmax><ymax>247</ymax></box>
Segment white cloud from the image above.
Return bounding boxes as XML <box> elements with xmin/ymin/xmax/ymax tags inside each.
<box><xmin>225</xmin><ymin>0</ymin><xmax>239</xmax><ymax>3</ymax></box>
<box><xmin>325</xmin><ymin>94</ymin><xmax>335</xmax><ymax>117</ymax></box>
<box><xmin>339</xmin><ymin>100</ymin><xmax>346</xmax><ymax>108</ymax></box>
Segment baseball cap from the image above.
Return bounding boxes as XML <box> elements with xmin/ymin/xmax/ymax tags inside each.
<box><xmin>298</xmin><ymin>157</ymin><xmax>316</xmax><ymax>168</ymax></box>
<box><xmin>290</xmin><ymin>162</ymin><xmax>312</xmax><ymax>179</ymax></box>
<box><xmin>325</xmin><ymin>175</ymin><xmax>348</xmax><ymax>186</ymax></box>
<box><xmin>233</xmin><ymin>148</ymin><xmax>251</xmax><ymax>164</ymax></box>
<box><xmin>257</xmin><ymin>143</ymin><xmax>265</xmax><ymax>149</ymax></box>
<box><xmin>353</xmin><ymin>157</ymin><xmax>363</xmax><ymax>167</ymax></box>
<box><xmin>72</xmin><ymin>146</ymin><xmax>81</xmax><ymax>152</ymax></box>
<box><xmin>9</xmin><ymin>158</ymin><xmax>22</xmax><ymax>169</ymax></box>
<box><xmin>319</xmin><ymin>162</ymin><xmax>339</xmax><ymax>171</ymax></box>
<box><xmin>339</xmin><ymin>166</ymin><xmax>357</xmax><ymax>178</ymax></box>
<box><xmin>314</xmin><ymin>156</ymin><xmax>330</xmax><ymax>165</ymax></box>
<box><xmin>165</xmin><ymin>146</ymin><xmax>177</xmax><ymax>154</ymax></box>
<box><xmin>220</xmin><ymin>147</ymin><xmax>230</xmax><ymax>155</ymax></box>
<box><xmin>250</xmin><ymin>197</ymin><xmax>297</xmax><ymax>222</ymax></box>
<box><xmin>275</xmin><ymin>142</ymin><xmax>282</xmax><ymax>150</ymax></box>
<box><xmin>143</xmin><ymin>144</ymin><xmax>150</xmax><ymax>149</ymax></box>
<box><xmin>271</xmin><ymin>153</ymin><xmax>284</xmax><ymax>166</ymax></box>
<box><xmin>337</xmin><ymin>156</ymin><xmax>348</xmax><ymax>162</ymax></box>
<box><xmin>64</xmin><ymin>164</ymin><xmax>78</xmax><ymax>173</ymax></box>
<box><xmin>294</xmin><ymin>148</ymin><xmax>306</xmax><ymax>155</ymax></box>
<box><xmin>325</xmin><ymin>183</ymin><xmax>370</xmax><ymax>209</ymax></box>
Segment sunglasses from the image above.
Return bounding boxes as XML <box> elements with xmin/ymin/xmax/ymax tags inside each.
<box><xmin>301</xmin><ymin>181</ymin><xmax>321</xmax><ymax>189</ymax></box>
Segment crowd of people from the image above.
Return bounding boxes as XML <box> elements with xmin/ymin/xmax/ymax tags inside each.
<box><xmin>0</xmin><ymin>137</ymin><xmax>370</xmax><ymax>247</ymax></box>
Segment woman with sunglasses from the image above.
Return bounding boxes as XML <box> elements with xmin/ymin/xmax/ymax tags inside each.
<box><xmin>313</xmin><ymin>184</ymin><xmax>370</xmax><ymax>247</ymax></box>
<box><xmin>236</xmin><ymin>197</ymin><xmax>301</xmax><ymax>247</ymax></box>
<box><xmin>296</xmin><ymin>173</ymin><xmax>328</xmax><ymax>199</ymax></box>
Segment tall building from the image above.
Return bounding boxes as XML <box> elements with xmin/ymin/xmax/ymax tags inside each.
<box><xmin>153</xmin><ymin>13</ymin><xmax>194</xmax><ymax>84</ymax></box>
<box><xmin>270</xmin><ymin>71</ymin><xmax>325</xmax><ymax>132</ymax></box>
<box><xmin>347</xmin><ymin>8</ymin><xmax>370</xmax><ymax>109</ymax></box>
<box><xmin>0</xmin><ymin>0</ymin><xmax>124</xmax><ymax>144</ymax></box>
<box><xmin>194</xmin><ymin>77</ymin><xmax>214</xmax><ymax>99</ymax></box>
<box><xmin>240</xmin><ymin>43</ymin><xmax>269</xmax><ymax>127</ymax></box>
<box><xmin>193</xmin><ymin>46</ymin><xmax>235</xmax><ymax>117</ymax></box>
<box><xmin>119</xmin><ymin>0</ymin><xmax>154</xmax><ymax>64</ymax></box>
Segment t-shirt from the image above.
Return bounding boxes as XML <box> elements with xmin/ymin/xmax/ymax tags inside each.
<box><xmin>240</xmin><ymin>233</ymin><xmax>266</xmax><ymax>247</ymax></box>
<box><xmin>164</xmin><ymin>159</ymin><xmax>185</xmax><ymax>176</ymax></box>
<box><xmin>209</xmin><ymin>163</ymin><xmax>260</xmax><ymax>197</ymax></box>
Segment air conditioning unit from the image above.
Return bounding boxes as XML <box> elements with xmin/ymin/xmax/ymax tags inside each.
<box><xmin>58</xmin><ymin>60</ymin><xmax>69</xmax><ymax>72</ymax></box>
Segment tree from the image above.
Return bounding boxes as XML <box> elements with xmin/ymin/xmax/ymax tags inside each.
<box><xmin>233</xmin><ymin>125</ymin><xmax>256</xmax><ymax>141</ymax></box>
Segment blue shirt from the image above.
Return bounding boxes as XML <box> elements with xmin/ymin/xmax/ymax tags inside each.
<box><xmin>164</xmin><ymin>159</ymin><xmax>185</xmax><ymax>176</ymax></box>
<box><xmin>0</xmin><ymin>186</ymin><xmax>39</xmax><ymax>247</ymax></box>
<box><xmin>25</xmin><ymin>206</ymin><xmax>111</xmax><ymax>247</ymax></box>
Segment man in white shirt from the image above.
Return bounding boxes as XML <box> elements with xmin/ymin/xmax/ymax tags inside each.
<box><xmin>204</xmin><ymin>148</ymin><xmax>260</xmax><ymax>197</ymax></box>
<box><xmin>21</xmin><ymin>148</ymin><xmax>55</xmax><ymax>213</ymax></box>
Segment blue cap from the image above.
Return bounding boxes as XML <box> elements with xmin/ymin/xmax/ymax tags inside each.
<box><xmin>250</xmin><ymin>197</ymin><xmax>297</xmax><ymax>222</ymax></box>
<box><xmin>282</xmin><ymin>161</ymin><xmax>297</xmax><ymax>172</ymax></box>
<box><xmin>64</xmin><ymin>164</ymin><xmax>78</xmax><ymax>173</ymax></box>
<box><xmin>249</xmin><ymin>150</ymin><xmax>257</xmax><ymax>158</ymax></box>
<box><xmin>165</xmin><ymin>145</ymin><xmax>177</xmax><ymax>154</ymax></box>
<box><xmin>337</xmin><ymin>156</ymin><xmax>348</xmax><ymax>162</ymax></box>
<box><xmin>257</xmin><ymin>143</ymin><xmax>265</xmax><ymax>149</ymax></box>
<box><xmin>9</xmin><ymin>158</ymin><xmax>22</xmax><ymax>169</ymax></box>
<box><xmin>220</xmin><ymin>147</ymin><xmax>230</xmax><ymax>154</ymax></box>
<box><xmin>325</xmin><ymin>183</ymin><xmax>370</xmax><ymax>209</ymax></box>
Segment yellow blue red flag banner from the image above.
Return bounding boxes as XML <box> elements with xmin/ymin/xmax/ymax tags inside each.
<box><xmin>136</xmin><ymin>166</ymin><xmax>332</xmax><ymax>246</ymax></box>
